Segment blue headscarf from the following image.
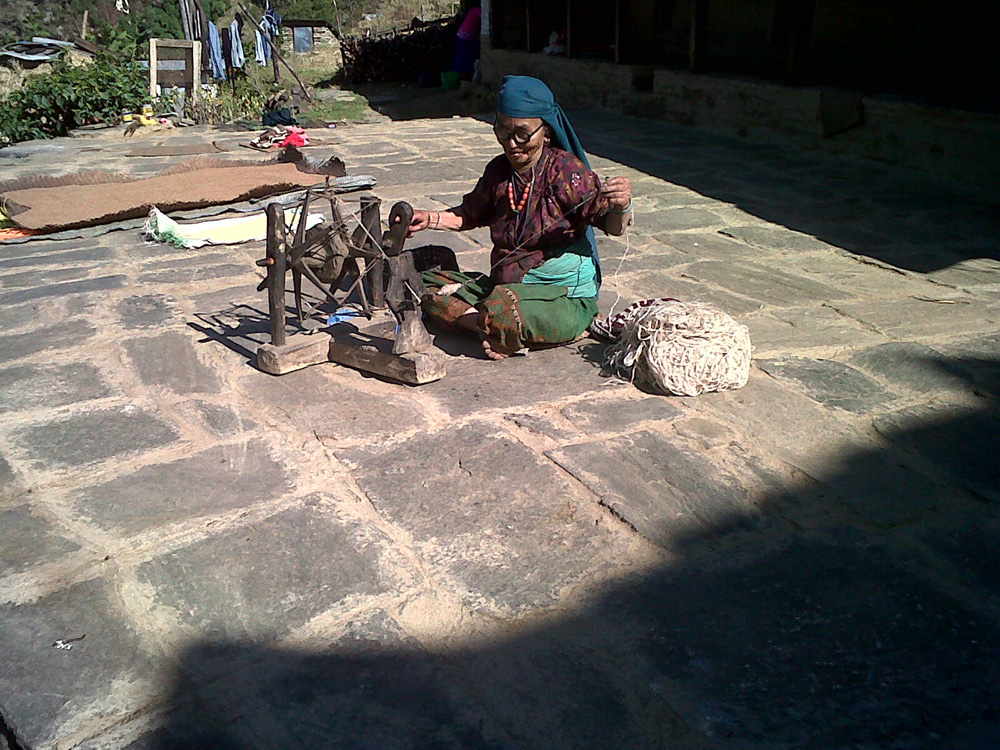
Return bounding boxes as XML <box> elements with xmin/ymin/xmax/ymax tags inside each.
<box><xmin>496</xmin><ymin>75</ymin><xmax>600</xmax><ymax>280</ymax></box>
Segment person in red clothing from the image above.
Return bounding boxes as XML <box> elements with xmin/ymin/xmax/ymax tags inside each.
<box><xmin>454</xmin><ymin>2</ymin><xmax>482</xmax><ymax>80</ymax></box>
<box><xmin>405</xmin><ymin>76</ymin><xmax>633</xmax><ymax>360</ymax></box>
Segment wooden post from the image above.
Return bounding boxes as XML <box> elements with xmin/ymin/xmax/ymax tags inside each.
<box><xmin>356</xmin><ymin>196</ymin><xmax>386</xmax><ymax>307</ymax></box>
<box><xmin>148</xmin><ymin>38</ymin><xmax>158</xmax><ymax>99</ymax></box>
<box><xmin>191</xmin><ymin>40</ymin><xmax>201</xmax><ymax>102</ymax></box>
<box><xmin>81</xmin><ymin>10</ymin><xmax>89</xmax><ymax>40</ymax></box>
<box><xmin>272</xmin><ymin>30</ymin><xmax>281</xmax><ymax>83</ymax></box>
<box><xmin>566</xmin><ymin>0</ymin><xmax>572</xmax><ymax>58</ymax></box>
<box><xmin>266</xmin><ymin>204</ymin><xmax>287</xmax><ymax>348</ymax></box>
<box><xmin>786</xmin><ymin>0</ymin><xmax>817</xmax><ymax>83</ymax></box>
<box><xmin>690</xmin><ymin>0</ymin><xmax>709</xmax><ymax>73</ymax></box>
<box><xmin>614</xmin><ymin>0</ymin><xmax>621</xmax><ymax>64</ymax></box>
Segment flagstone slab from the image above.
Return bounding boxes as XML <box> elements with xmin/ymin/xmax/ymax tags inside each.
<box><xmin>70</xmin><ymin>440</ymin><xmax>290</xmax><ymax>534</ymax></box>
<box><xmin>13</xmin><ymin>407</ymin><xmax>179</xmax><ymax>470</ymax></box>
<box><xmin>690</xmin><ymin>373</ymin><xmax>946</xmax><ymax>527</ymax></box>
<box><xmin>926</xmin><ymin>258</ymin><xmax>1000</xmax><ymax>289</ymax></box>
<box><xmin>238</xmin><ymin>365</ymin><xmax>431</xmax><ymax>441</ymax></box>
<box><xmin>0</xmin><ymin>504</ymin><xmax>80</xmax><ymax>575</ymax></box>
<box><xmin>339</xmin><ymin>422</ymin><xmax>619</xmax><ymax>616</ymax></box>
<box><xmin>173</xmin><ymin>610</ymin><xmax>505</xmax><ymax>750</ymax></box>
<box><xmin>829</xmin><ymin>297</ymin><xmax>1000</xmax><ymax>338</ymax></box>
<box><xmin>0</xmin><ymin>362</ymin><xmax>110</xmax><ymax>413</ymax></box>
<box><xmin>874</xmin><ymin>403</ymin><xmax>1000</xmax><ymax>504</ymax></box>
<box><xmin>743</xmin><ymin>306</ymin><xmax>887</xmax><ymax>356</ymax></box>
<box><xmin>123</xmin><ymin>332</ymin><xmax>222</xmax><ymax>395</ymax></box>
<box><xmin>0</xmin><ymin>238</ymin><xmax>102</xmax><ymax>257</ymax></box>
<box><xmin>0</xmin><ymin>578</ymin><xmax>157</xmax><ymax>750</ymax></box>
<box><xmin>560</xmin><ymin>396</ymin><xmax>683</xmax><ymax>434</ymax></box>
<box><xmin>442</xmin><ymin>624</ymin><xmax>679</xmax><ymax>750</ymax></box>
<box><xmin>756</xmin><ymin>357</ymin><xmax>895</xmax><ymax>413</ymax></box>
<box><xmin>849</xmin><ymin>341</ymin><xmax>989</xmax><ymax>398</ymax></box>
<box><xmin>0</xmin><ymin>245</ymin><xmax>112</xmax><ymax>270</ymax></box>
<box><xmin>654</xmin><ymin>231</ymin><xmax>759</xmax><ymax>261</ymax></box>
<box><xmin>680</xmin><ymin>260</ymin><xmax>850</xmax><ymax>307</ymax></box>
<box><xmin>720</xmin><ymin>225</ymin><xmax>837</xmax><ymax>253</ymax></box>
<box><xmin>790</xmin><ymin>252</ymin><xmax>952</xmax><ymax>300</ymax></box>
<box><xmin>504</xmin><ymin>412</ymin><xmax>576</xmax><ymax>441</ymax></box>
<box><xmin>897</xmin><ymin>506</ymin><xmax>1000</xmax><ymax>602</ymax></box>
<box><xmin>637</xmin><ymin>207</ymin><xmax>725</xmax><ymax>232</ymax></box>
<box><xmin>613</xmin><ymin>272</ymin><xmax>763</xmax><ymax>316</ymax></box>
<box><xmin>138</xmin><ymin>504</ymin><xmax>403</xmax><ymax>643</ymax></box>
<box><xmin>0</xmin><ymin>319</ymin><xmax>97</xmax><ymax>364</ymax></box>
<box><xmin>0</xmin><ymin>266</ymin><xmax>97</xmax><ymax>288</ymax></box>
<box><xmin>934</xmin><ymin>333</ymin><xmax>1000</xmax><ymax>398</ymax></box>
<box><xmin>0</xmin><ymin>275</ymin><xmax>126</xmax><ymax>306</ymax></box>
<box><xmin>137</xmin><ymin>264</ymin><xmax>248</xmax><ymax>285</ymax></box>
<box><xmin>0</xmin><ymin>454</ymin><xmax>14</xmax><ymax>491</ymax></box>
<box><xmin>177</xmin><ymin>400</ymin><xmax>256</xmax><ymax>437</ymax></box>
<box><xmin>420</xmin><ymin>340</ymin><xmax>610</xmax><ymax>418</ymax></box>
<box><xmin>548</xmin><ymin>430</ymin><xmax>774</xmax><ymax>553</ymax></box>
<box><xmin>635</xmin><ymin>535</ymin><xmax>1000</xmax><ymax>747</ymax></box>
<box><xmin>117</xmin><ymin>294</ymin><xmax>178</xmax><ymax>329</ymax></box>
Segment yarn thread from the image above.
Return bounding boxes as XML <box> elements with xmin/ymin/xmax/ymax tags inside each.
<box><xmin>604</xmin><ymin>299</ymin><xmax>752</xmax><ymax>396</ymax></box>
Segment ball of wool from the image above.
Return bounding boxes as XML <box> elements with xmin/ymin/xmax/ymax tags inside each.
<box><xmin>604</xmin><ymin>300</ymin><xmax>752</xmax><ymax>396</ymax></box>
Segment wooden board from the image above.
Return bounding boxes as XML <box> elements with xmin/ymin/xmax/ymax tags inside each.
<box><xmin>327</xmin><ymin>317</ymin><xmax>445</xmax><ymax>385</ymax></box>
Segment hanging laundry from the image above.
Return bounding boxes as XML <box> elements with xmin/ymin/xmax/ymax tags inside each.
<box><xmin>230</xmin><ymin>16</ymin><xmax>246</xmax><ymax>68</ymax></box>
<box><xmin>261</xmin><ymin>6</ymin><xmax>281</xmax><ymax>60</ymax></box>
<box><xmin>207</xmin><ymin>22</ymin><xmax>226</xmax><ymax>80</ymax></box>
<box><xmin>254</xmin><ymin>29</ymin><xmax>267</xmax><ymax>66</ymax></box>
<box><xmin>220</xmin><ymin>27</ymin><xmax>233</xmax><ymax>76</ymax></box>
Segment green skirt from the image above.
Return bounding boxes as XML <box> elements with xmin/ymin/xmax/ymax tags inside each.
<box><xmin>421</xmin><ymin>270</ymin><xmax>598</xmax><ymax>353</ymax></box>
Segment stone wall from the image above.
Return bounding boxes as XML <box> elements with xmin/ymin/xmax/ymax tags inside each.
<box><xmin>482</xmin><ymin>46</ymin><xmax>1000</xmax><ymax>188</ymax></box>
<box><xmin>278</xmin><ymin>25</ymin><xmax>343</xmax><ymax>71</ymax></box>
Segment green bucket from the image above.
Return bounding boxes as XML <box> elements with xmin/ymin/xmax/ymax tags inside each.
<box><xmin>441</xmin><ymin>71</ymin><xmax>460</xmax><ymax>90</ymax></box>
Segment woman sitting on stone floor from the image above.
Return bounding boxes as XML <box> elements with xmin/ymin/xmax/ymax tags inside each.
<box><xmin>403</xmin><ymin>75</ymin><xmax>633</xmax><ymax>359</ymax></box>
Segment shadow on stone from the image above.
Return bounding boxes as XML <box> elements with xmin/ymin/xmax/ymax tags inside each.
<box><xmin>69</xmin><ymin>394</ymin><xmax>1000</xmax><ymax>750</ymax></box>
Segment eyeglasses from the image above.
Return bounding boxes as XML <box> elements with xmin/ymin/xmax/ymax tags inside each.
<box><xmin>493</xmin><ymin>121</ymin><xmax>545</xmax><ymax>145</ymax></box>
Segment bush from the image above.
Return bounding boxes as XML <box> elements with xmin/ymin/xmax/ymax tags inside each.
<box><xmin>0</xmin><ymin>55</ymin><xmax>147</xmax><ymax>146</ymax></box>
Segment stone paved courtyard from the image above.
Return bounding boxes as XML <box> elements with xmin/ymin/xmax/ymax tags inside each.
<box><xmin>1</xmin><ymin>106</ymin><xmax>999</xmax><ymax>749</ymax></box>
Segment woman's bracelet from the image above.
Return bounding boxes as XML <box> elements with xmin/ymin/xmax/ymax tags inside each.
<box><xmin>431</xmin><ymin>211</ymin><xmax>441</xmax><ymax>229</ymax></box>
<box><xmin>609</xmin><ymin>200</ymin><xmax>632</xmax><ymax>215</ymax></box>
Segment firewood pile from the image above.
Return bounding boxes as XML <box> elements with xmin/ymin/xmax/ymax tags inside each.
<box><xmin>341</xmin><ymin>18</ymin><xmax>459</xmax><ymax>84</ymax></box>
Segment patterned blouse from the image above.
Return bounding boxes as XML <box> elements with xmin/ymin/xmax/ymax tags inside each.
<box><xmin>458</xmin><ymin>146</ymin><xmax>614</xmax><ymax>285</ymax></box>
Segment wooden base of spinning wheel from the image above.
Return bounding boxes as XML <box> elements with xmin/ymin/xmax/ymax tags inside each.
<box><xmin>327</xmin><ymin>311</ymin><xmax>446</xmax><ymax>385</ymax></box>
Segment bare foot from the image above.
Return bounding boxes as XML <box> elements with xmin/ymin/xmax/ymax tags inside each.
<box><xmin>481</xmin><ymin>338</ymin><xmax>509</xmax><ymax>360</ymax></box>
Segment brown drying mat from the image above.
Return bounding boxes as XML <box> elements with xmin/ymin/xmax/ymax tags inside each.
<box><xmin>0</xmin><ymin>156</ymin><xmax>275</xmax><ymax>194</ymax></box>
<box><xmin>126</xmin><ymin>141</ymin><xmax>229</xmax><ymax>157</ymax></box>
<box><xmin>1</xmin><ymin>160</ymin><xmax>324</xmax><ymax>233</ymax></box>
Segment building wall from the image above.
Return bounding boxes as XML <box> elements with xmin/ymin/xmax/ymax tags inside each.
<box><xmin>481</xmin><ymin>45</ymin><xmax>1000</xmax><ymax>187</ymax></box>
<box><xmin>279</xmin><ymin>26</ymin><xmax>342</xmax><ymax>70</ymax></box>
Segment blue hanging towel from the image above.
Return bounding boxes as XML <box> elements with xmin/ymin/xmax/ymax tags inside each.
<box><xmin>230</xmin><ymin>18</ymin><xmax>246</xmax><ymax>68</ymax></box>
<box><xmin>207</xmin><ymin>21</ymin><xmax>226</xmax><ymax>80</ymax></box>
<box><xmin>254</xmin><ymin>29</ymin><xmax>267</xmax><ymax>65</ymax></box>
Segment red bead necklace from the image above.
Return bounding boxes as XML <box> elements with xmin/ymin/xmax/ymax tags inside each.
<box><xmin>508</xmin><ymin>169</ymin><xmax>533</xmax><ymax>213</ymax></box>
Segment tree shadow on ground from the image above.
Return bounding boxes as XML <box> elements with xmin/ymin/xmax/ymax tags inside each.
<box><xmin>570</xmin><ymin>110</ymin><xmax>1000</xmax><ymax>274</ymax></box>
<box><xmin>135</xmin><ymin>357</ymin><xmax>1000</xmax><ymax>750</ymax></box>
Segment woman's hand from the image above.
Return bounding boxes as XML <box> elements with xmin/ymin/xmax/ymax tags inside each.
<box><xmin>406</xmin><ymin>209</ymin><xmax>433</xmax><ymax>238</ymax></box>
<box><xmin>602</xmin><ymin>176</ymin><xmax>632</xmax><ymax>211</ymax></box>
<box><xmin>405</xmin><ymin>208</ymin><xmax>463</xmax><ymax>236</ymax></box>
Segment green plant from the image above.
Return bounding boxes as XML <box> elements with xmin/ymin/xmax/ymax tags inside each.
<box><xmin>190</xmin><ymin>74</ymin><xmax>273</xmax><ymax>125</ymax></box>
<box><xmin>0</xmin><ymin>55</ymin><xmax>146</xmax><ymax>146</ymax></box>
